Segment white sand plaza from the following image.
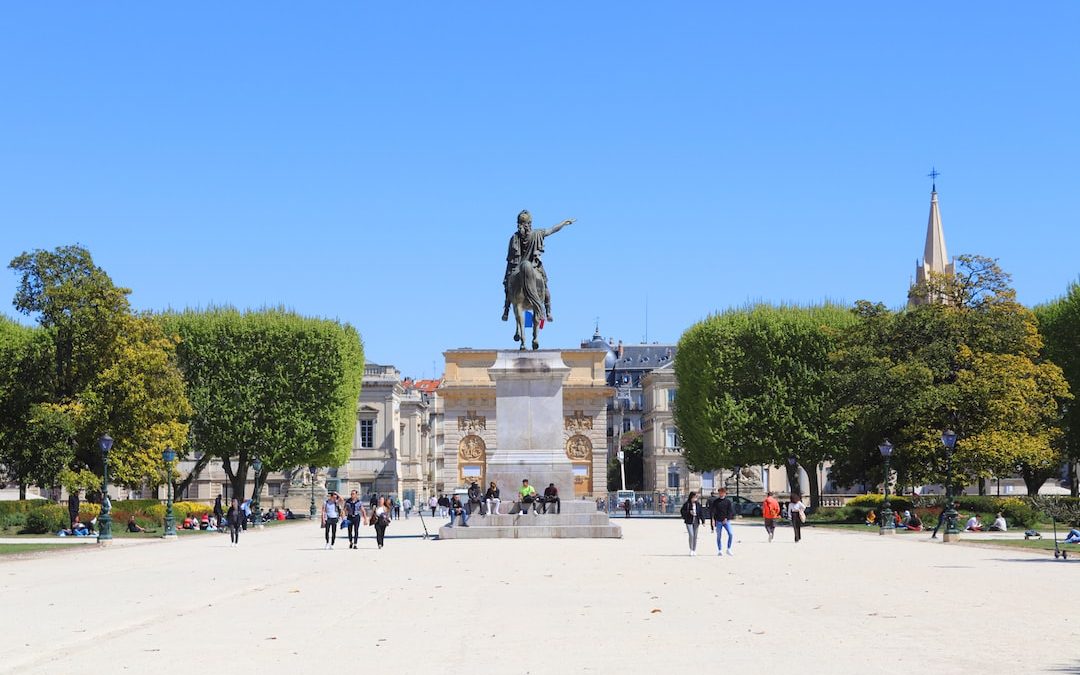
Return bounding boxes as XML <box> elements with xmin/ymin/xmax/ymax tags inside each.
<box><xmin>1</xmin><ymin>517</ymin><xmax>1076</xmax><ymax>674</ymax></box>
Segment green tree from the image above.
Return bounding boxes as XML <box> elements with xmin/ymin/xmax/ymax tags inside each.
<box><xmin>1035</xmin><ymin>279</ymin><xmax>1080</xmax><ymax>496</ymax></box>
<box><xmin>161</xmin><ymin>308</ymin><xmax>364</xmax><ymax>500</ymax></box>
<box><xmin>7</xmin><ymin>246</ymin><xmax>191</xmax><ymax>488</ymax></box>
<box><xmin>674</xmin><ymin>304</ymin><xmax>856</xmax><ymax>509</ymax></box>
<box><xmin>834</xmin><ymin>256</ymin><xmax>1070</xmax><ymax>495</ymax></box>
<box><xmin>0</xmin><ymin>317</ymin><xmax>72</xmax><ymax>497</ymax></box>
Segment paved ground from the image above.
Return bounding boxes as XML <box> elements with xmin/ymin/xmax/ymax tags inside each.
<box><xmin>1</xmin><ymin>516</ymin><xmax>1077</xmax><ymax>674</ymax></box>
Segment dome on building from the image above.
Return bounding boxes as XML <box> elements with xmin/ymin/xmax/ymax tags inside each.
<box><xmin>581</xmin><ymin>324</ymin><xmax>617</xmax><ymax>368</ymax></box>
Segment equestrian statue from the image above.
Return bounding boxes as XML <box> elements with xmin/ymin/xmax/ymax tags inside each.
<box><xmin>501</xmin><ymin>209</ymin><xmax>575</xmax><ymax>350</ymax></box>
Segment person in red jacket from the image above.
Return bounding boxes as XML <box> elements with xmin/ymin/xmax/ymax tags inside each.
<box><xmin>762</xmin><ymin>491</ymin><xmax>781</xmax><ymax>542</ymax></box>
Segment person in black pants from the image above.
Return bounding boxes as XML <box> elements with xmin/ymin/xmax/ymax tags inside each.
<box><xmin>213</xmin><ymin>494</ymin><xmax>225</xmax><ymax>533</ymax></box>
<box><xmin>372</xmin><ymin>497</ymin><xmax>391</xmax><ymax>549</ymax></box>
<box><xmin>322</xmin><ymin>492</ymin><xmax>341</xmax><ymax>550</ymax></box>
<box><xmin>788</xmin><ymin>492</ymin><xmax>806</xmax><ymax>543</ymax></box>
<box><xmin>542</xmin><ymin>483</ymin><xmax>561</xmax><ymax>514</ymax></box>
<box><xmin>67</xmin><ymin>490</ymin><xmax>80</xmax><ymax>531</ymax></box>
<box><xmin>344</xmin><ymin>490</ymin><xmax>368</xmax><ymax>550</ymax></box>
<box><xmin>226</xmin><ymin>498</ymin><xmax>243</xmax><ymax>547</ymax></box>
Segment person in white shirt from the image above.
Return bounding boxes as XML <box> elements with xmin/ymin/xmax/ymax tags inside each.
<box><xmin>788</xmin><ymin>492</ymin><xmax>806</xmax><ymax>542</ymax></box>
<box><xmin>988</xmin><ymin>512</ymin><xmax>1007</xmax><ymax>532</ymax></box>
<box><xmin>964</xmin><ymin>515</ymin><xmax>983</xmax><ymax>531</ymax></box>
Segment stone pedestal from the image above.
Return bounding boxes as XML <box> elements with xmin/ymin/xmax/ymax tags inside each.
<box><xmin>283</xmin><ymin>482</ymin><xmax>327</xmax><ymax>516</ymax></box>
<box><xmin>438</xmin><ymin>500</ymin><xmax>621</xmax><ymax>539</ymax></box>
<box><xmin>485</xmin><ymin>351</ymin><xmax>576</xmax><ymax>496</ymax></box>
<box><xmin>942</xmin><ymin>532</ymin><xmax>960</xmax><ymax>543</ymax></box>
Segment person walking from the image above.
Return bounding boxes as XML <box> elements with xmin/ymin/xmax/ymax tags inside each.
<box><xmin>393</xmin><ymin>497</ymin><xmax>401</xmax><ymax>520</ymax></box>
<box><xmin>680</xmin><ymin>492</ymin><xmax>705</xmax><ymax>556</ymax></box>
<box><xmin>762</xmin><ymin>491</ymin><xmax>781</xmax><ymax>542</ymax></box>
<box><xmin>372</xmin><ymin>496</ymin><xmax>391</xmax><ymax>548</ymax></box>
<box><xmin>788</xmin><ymin>492</ymin><xmax>806</xmax><ymax>543</ymax></box>
<box><xmin>429</xmin><ymin>494</ymin><xmax>438</xmax><ymax>518</ymax></box>
<box><xmin>705</xmin><ymin>491</ymin><xmax>717</xmax><ymax>532</ymax></box>
<box><xmin>710</xmin><ymin>487</ymin><xmax>735</xmax><ymax>556</ymax></box>
<box><xmin>322</xmin><ymin>491</ymin><xmax>341</xmax><ymax>550</ymax></box>
<box><xmin>485</xmin><ymin>482</ymin><xmax>502</xmax><ymax>516</ymax></box>
<box><xmin>438</xmin><ymin>494</ymin><xmax>450</xmax><ymax>518</ymax></box>
<box><xmin>226</xmin><ymin>498</ymin><xmax>243</xmax><ymax>547</ymax></box>
<box><xmin>402</xmin><ymin>497</ymin><xmax>412</xmax><ymax>519</ymax></box>
<box><xmin>623</xmin><ymin>499</ymin><xmax>632</xmax><ymax>518</ymax></box>
<box><xmin>344</xmin><ymin>490</ymin><xmax>367</xmax><ymax>549</ymax></box>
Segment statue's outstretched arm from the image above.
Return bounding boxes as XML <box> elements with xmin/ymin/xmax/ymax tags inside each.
<box><xmin>542</xmin><ymin>218</ymin><xmax>576</xmax><ymax>237</ymax></box>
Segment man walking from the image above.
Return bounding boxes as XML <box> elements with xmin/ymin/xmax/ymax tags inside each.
<box><xmin>710</xmin><ymin>487</ymin><xmax>735</xmax><ymax>556</ymax></box>
<box><xmin>762</xmin><ymin>491</ymin><xmax>781</xmax><ymax>542</ymax></box>
<box><xmin>402</xmin><ymin>497</ymin><xmax>412</xmax><ymax>519</ymax></box>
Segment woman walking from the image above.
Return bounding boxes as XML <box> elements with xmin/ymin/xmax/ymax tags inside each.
<box><xmin>226</xmin><ymin>498</ymin><xmax>243</xmax><ymax>547</ymax></box>
<box><xmin>788</xmin><ymin>492</ymin><xmax>806</xmax><ymax>543</ymax></box>
<box><xmin>485</xmin><ymin>481</ymin><xmax>502</xmax><ymax>516</ymax></box>
<box><xmin>322</xmin><ymin>491</ymin><xmax>341</xmax><ymax>550</ymax></box>
<box><xmin>680</xmin><ymin>491</ymin><xmax>704</xmax><ymax>556</ymax></box>
<box><xmin>372</xmin><ymin>496</ymin><xmax>391</xmax><ymax>549</ymax></box>
<box><xmin>344</xmin><ymin>490</ymin><xmax>367</xmax><ymax>550</ymax></box>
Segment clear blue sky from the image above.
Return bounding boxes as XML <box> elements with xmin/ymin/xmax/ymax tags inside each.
<box><xmin>2</xmin><ymin>3</ymin><xmax>1078</xmax><ymax>378</ymax></box>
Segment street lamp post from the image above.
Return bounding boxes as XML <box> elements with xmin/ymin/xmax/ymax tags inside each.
<box><xmin>251</xmin><ymin>457</ymin><xmax>263</xmax><ymax>528</ymax></box>
<box><xmin>734</xmin><ymin>465</ymin><xmax>741</xmax><ymax>518</ymax></box>
<box><xmin>941</xmin><ymin>429</ymin><xmax>960</xmax><ymax>542</ymax></box>
<box><xmin>878</xmin><ymin>440</ymin><xmax>895</xmax><ymax>535</ymax></box>
<box><xmin>162</xmin><ymin>447</ymin><xmax>177</xmax><ymax>538</ymax></box>
<box><xmin>617</xmin><ymin>450</ymin><xmax>627</xmax><ymax>491</ymax></box>
<box><xmin>309</xmin><ymin>464</ymin><xmax>318</xmax><ymax>518</ymax></box>
<box><xmin>98</xmin><ymin>434</ymin><xmax>114</xmax><ymax>544</ymax></box>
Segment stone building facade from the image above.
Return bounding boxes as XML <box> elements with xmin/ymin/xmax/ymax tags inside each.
<box><xmin>440</xmin><ymin>349</ymin><xmax>610</xmax><ymax>497</ymax></box>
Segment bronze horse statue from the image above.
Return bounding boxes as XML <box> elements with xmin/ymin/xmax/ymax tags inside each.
<box><xmin>501</xmin><ymin>211</ymin><xmax>574</xmax><ymax>351</ymax></box>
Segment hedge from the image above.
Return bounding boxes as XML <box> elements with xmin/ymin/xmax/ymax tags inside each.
<box><xmin>0</xmin><ymin>500</ymin><xmax>46</xmax><ymax>517</ymax></box>
<box><xmin>24</xmin><ymin>504</ymin><xmax>68</xmax><ymax>534</ymax></box>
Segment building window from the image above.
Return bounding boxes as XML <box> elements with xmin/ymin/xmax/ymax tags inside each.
<box><xmin>360</xmin><ymin>419</ymin><xmax>374</xmax><ymax>448</ymax></box>
<box><xmin>623</xmin><ymin>418</ymin><xmax>632</xmax><ymax>433</ymax></box>
<box><xmin>665</xmin><ymin>427</ymin><xmax>679</xmax><ymax>449</ymax></box>
<box><xmin>667</xmin><ymin>389</ymin><xmax>676</xmax><ymax>405</ymax></box>
<box><xmin>701</xmin><ymin>471</ymin><xmax>714</xmax><ymax>489</ymax></box>
<box><xmin>667</xmin><ymin>464</ymin><xmax>680</xmax><ymax>490</ymax></box>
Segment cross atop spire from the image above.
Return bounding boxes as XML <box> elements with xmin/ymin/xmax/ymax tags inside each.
<box><xmin>927</xmin><ymin>166</ymin><xmax>940</xmax><ymax>192</ymax></box>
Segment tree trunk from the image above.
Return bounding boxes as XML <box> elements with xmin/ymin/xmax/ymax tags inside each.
<box><xmin>222</xmin><ymin>456</ymin><xmax>248</xmax><ymax>503</ymax></box>
<box><xmin>1021</xmin><ymin>467</ymin><xmax>1045</xmax><ymax>495</ymax></box>
<box><xmin>785</xmin><ymin>462</ymin><xmax>799</xmax><ymax>497</ymax></box>
<box><xmin>978</xmin><ymin>477</ymin><xmax>986</xmax><ymax>496</ymax></box>
<box><xmin>18</xmin><ymin>481</ymin><xmax>26</xmax><ymax>500</ymax></box>
<box><xmin>806</xmin><ymin>466</ymin><xmax>821</xmax><ymax>512</ymax></box>
<box><xmin>251</xmin><ymin>466</ymin><xmax>269</xmax><ymax>502</ymax></box>
<box><xmin>1071</xmin><ymin>461</ymin><xmax>1079</xmax><ymax>499</ymax></box>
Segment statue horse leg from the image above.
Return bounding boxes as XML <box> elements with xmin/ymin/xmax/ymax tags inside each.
<box><xmin>532</xmin><ymin>318</ymin><xmax>539</xmax><ymax>351</ymax></box>
<box><xmin>512</xmin><ymin>302</ymin><xmax>525</xmax><ymax>350</ymax></box>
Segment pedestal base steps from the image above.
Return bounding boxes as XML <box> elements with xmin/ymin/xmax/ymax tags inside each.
<box><xmin>437</xmin><ymin>500</ymin><xmax>622</xmax><ymax>539</ymax></box>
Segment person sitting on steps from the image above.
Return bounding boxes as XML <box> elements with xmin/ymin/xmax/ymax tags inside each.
<box><xmin>542</xmin><ymin>482</ymin><xmax>561</xmax><ymax>514</ymax></box>
<box><xmin>518</xmin><ymin>479</ymin><xmax>538</xmax><ymax>515</ymax></box>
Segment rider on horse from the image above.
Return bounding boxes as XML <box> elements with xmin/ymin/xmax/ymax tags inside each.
<box><xmin>502</xmin><ymin>210</ymin><xmax>573</xmax><ymax>322</ymax></box>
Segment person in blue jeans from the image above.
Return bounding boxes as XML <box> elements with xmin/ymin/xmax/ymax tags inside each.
<box><xmin>448</xmin><ymin>495</ymin><xmax>469</xmax><ymax>527</ymax></box>
<box><xmin>710</xmin><ymin>487</ymin><xmax>735</xmax><ymax>555</ymax></box>
<box><xmin>1064</xmin><ymin>529</ymin><xmax>1080</xmax><ymax>544</ymax></box>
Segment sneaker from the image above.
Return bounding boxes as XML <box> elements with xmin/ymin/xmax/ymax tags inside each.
<box><xmin>717</xmin><ymin>551</ymin><xmax>723</xmax><ymax>556</ymax></box>
<box><xmin>727</xmin><ymin>549</ymin><xmax>734</xmax><ymax>556</ymax></box>
<box><xmin>461</xmin><ymin>523</ymin><xmax>470</xmax><ymax>527</ymax></box>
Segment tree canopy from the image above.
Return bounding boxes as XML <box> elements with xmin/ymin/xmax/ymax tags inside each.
<box><xmin>1035</xmin><ymin>278</ymin><xmax>1080</xmax><ymax>496</ymax></box>
<box><xmin>162</xmin><ymin>308</ymin><xmax>364</xmax><ymax>500</ymax></box>
<box><xmin>674</xmin><ymin>303</ymin><xmax>856</xmax><ymax>508</ymax></box>
<box><xmin>4</xmin><ymin>246</ymin><xmax>191</xmax><ymax>490</ymax></box>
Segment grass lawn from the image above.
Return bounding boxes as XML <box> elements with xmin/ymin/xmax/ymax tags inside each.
<box><xmin>0</xmin><ymin>543</ymin><xmax>84</xmax><ymax>555</ymax></box>
<box><xmin>959</xmin><ymin>538</ymin><xmax>1080</xmax><ymax>554</ymax></box>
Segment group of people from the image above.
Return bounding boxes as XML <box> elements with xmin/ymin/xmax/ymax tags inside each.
<box><xmin>445</xmin><ymin>479</ymin><xmax>562</xmax><ymax>528</ymax></box>
<box><xmin>680</xmin><ymin>488</ymin><xmax>803</xmax><ymax>556</ymax></box>
<box><xmin>965</xmin><ymin>512</ymin><xmax>1009</xmax><ymax>532</ymax></box>
<box><xmin>319</xmin><ymin>490</ymin><xmax>394</xmax><ymax>550</ymax></box>
<box><xmin>864</xmin><ymin>509</ymin><xmax>924</xmax><ymax>530</ymax></box>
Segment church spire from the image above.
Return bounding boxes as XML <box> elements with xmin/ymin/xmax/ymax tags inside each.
<box><xmin>922</xmin><ymin>186</ymin><xmax>949</xmax><ymax>275</ymax></box>
<box><xmin>909</xmin><ymin>169</ymin><xmax>956</xmax><ymax>306</ymax></box>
